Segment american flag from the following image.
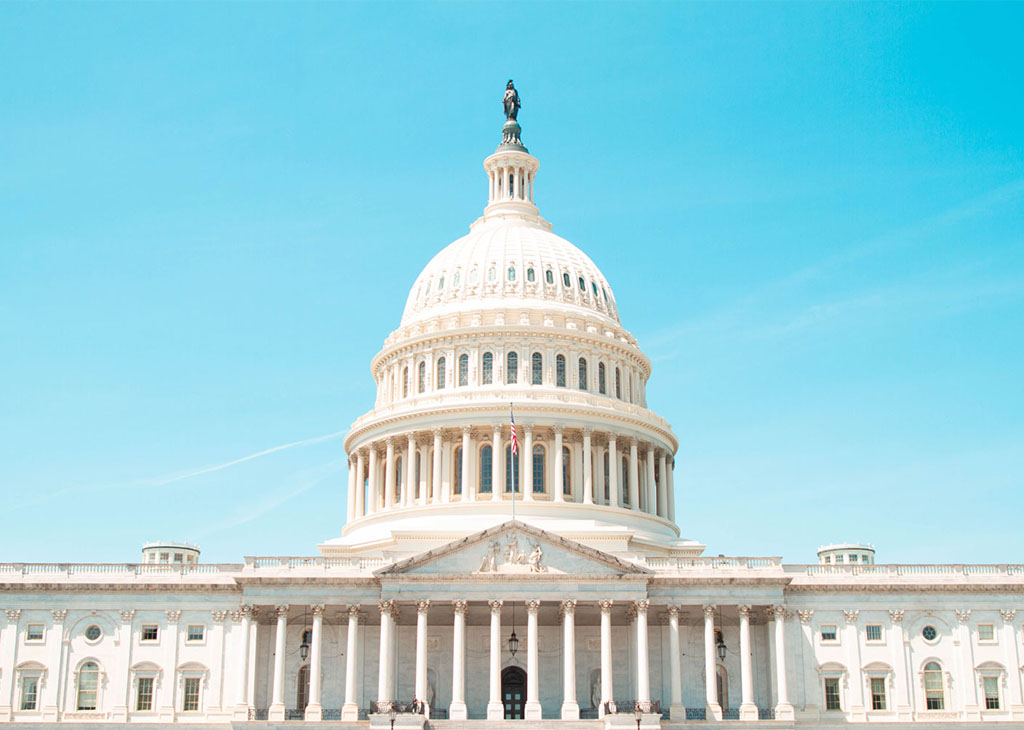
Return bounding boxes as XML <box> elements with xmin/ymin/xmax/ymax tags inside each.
<box><xmin>509</xmin><ymin>404</ymin><xmax>518</xmax><ymax>456</ymax></box>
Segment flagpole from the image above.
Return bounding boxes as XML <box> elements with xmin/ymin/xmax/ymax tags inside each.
<box><xmin>510</xmin><ymin>402</ymin><xmax>516</xmax><ymax>523</ymax></box>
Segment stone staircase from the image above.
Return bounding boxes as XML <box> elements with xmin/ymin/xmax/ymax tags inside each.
<box><xmin>428</xmin><ymin>722</ymin><xmax>602</xmax><ymax>730</ymax></box>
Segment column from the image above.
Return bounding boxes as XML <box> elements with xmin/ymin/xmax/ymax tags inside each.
<box><xmin>561</xmin><ymin>600</ymin><xmax>579</xmax><ymax>719</ymax></box>
<box><xmin>305</xmin><ymin>604</ymin><xmax>325</xmax><ymax>720</ymax></box>
<box><xmin>667</xmin><ymin>606</ymin><xmax>684</xmax><ymax>720</ymax></box>
<box><xmin>657</xmin><ymin>452</ymin><xmax>668</xmax><ymax>518</ymax></box>
<box><xmin>461</xmin><ymin>426</ymin><xmax>473</xmax><ymax>500</ymax></box>
<box><xmin>268</xmin><ymin>605</ymin><xmax>288</xmax><ymax>721</ymax></box>
<box><xmin>347</xmin><ymin>457</ymin><xmax>357</xmax><ymax>522</ymax></box>
<box><xmin>667</xmin><ymin>458</ymin><xmax>676</xmax><ymax>521</ymax></box>
<box><xmin>111</xmin><ymin>609</ymin><xmax>134</xmax><ymax>720</ymax></box>
<box><xmin>595</xmin><ymin>443</ymin><xmax>605</xmax><ymax>504</ymax></box>
<box><xmin>523</xmin><ymin>425</ymin><xmax>534</xmax><ymax>500</ymax></box>
<box><xmin>368</xmin><ymin>447</ymin><xmax>379</xmax><ymax>514</ymax></box>
<box><xmin>704</xmin><ymin>605</ymin><xmax>722</xmax><ymax>720</ymax></box>
<box><xmin>628</xmin><ymin>438</ymin><xmax>640</xmax><ymax>509</ymax></box>
<box><xmin>230</xmin><ymin>606</ymin><xmax>252</xmax><ymax>717</ymax></box>
<box><xmin>553</xmin><ymin>426</ymin><xmax>565</xmax><ymax>502</ymax></box>
<box><xmin>487</xmin><ymin>601</ymin><xmax>504</xmax><ymax>720</ymax></box>
<box><xmin>450</xmin><ymin>601</ymin><xmax>468</xmax><ymax>720</ymax></box>
<box><xmin>525</xmin><ymin>600</ymin><xmax>542</xmax><ymax>719</ymax></box>
<box><xmin>1001</xmin><ymin>611</ymin><xmax>1023</xmax><ymax>713</ymax></box>
<box><xmin>645</xmin><ymin>447</ymin><xmax>656</xmax><ymax>515</ymax></box>
<box><xmin>608</xmin><ymin>436</ymin><xmax>619</xmax><ymax>508</ymax></box>
<box><xmin>342</xmin><ymin>606</ymin><xmax>361</xmax><ymax>721</ymax></box>
<box><xmin>377</xmin><ymin>600</ymin><xmax>395</xmax><ymax>703</ymax></box>
<box><xmin>635</xmin><ymin>600</ymin><xmax>651</xmax><ymax>704</ymax></box>
<box><xmin>355</xmin><ymin>451</ymin><xmax>366</xmax><ymax>517</ymax></box>
<box><xmin>415</xmin><ymin>601</ymin><xmax>430</xmax><ymax>715</ymax></box>
<box><xmin>384</xmin><ymin>439</ymin><xmax>396</xmax><ymax>509</ymax></box>
<box><xmin>401</xmin><ymin>432</ymin><xmax>413</xmax><ymax>507</ymax></box>
<box><xmin>738</xmin><ymin>605</ymin><xmax>757</xmax><ymax>720</ymax></box>
<box><xmin>599</xmin><ymin>601</ymin><xmax>614</xmax><ymax>718</ymax></box>
<box><xmin>843</xmin><ymin>610</ymin><xmax>865</xmax><ymax>720</ymax></box>
<box><xmin>492</xmin><ymin>425</ymin><xmax>504</xmax><ymax>501</ymax></box>
<box><xmin>955</xmin><ymin>609</ymin><xmax>980</xmax><ymax>719</ymax></box>
<box><xmin>432</xmin><ymin>429</ymin><xmax>443</xmax><ymax>505</ymax></box>
<box><xmin>888</xmin><ymin>610</ymin><xmax>910</xmax><ymax>721</ymax></box>
<box><xmin>773</xmin><ymin>608</ymin><xmax>795</xmax><ymax>720</ymax></box>
<box><xmin>582</xmin><ymin>428</ymin><xmax>594</xmax><ymax>504</ymax></box>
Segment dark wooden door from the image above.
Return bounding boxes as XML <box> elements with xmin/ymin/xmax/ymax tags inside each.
<box><xmin>502</xmin><ymin>667</ymin><xmax>526</xmax><ymax>719</ymax></box>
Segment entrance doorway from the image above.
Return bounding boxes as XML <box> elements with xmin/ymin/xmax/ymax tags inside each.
<box><xmin>501</xmin><ymin>666</ymin><xmax>527</xmax><ymax>719</ymax></box>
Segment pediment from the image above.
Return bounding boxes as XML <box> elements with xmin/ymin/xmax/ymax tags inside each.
<box><xmin>376</xmin><ymin>520</ymin><xmax>650</xmax><ymax>578</ymax></box>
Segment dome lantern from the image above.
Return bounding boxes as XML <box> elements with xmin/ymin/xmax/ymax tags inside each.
<box><xmin>484</xmin><ymin>81</ymin><xmax>540</xmax><ymax>220</ymax></box>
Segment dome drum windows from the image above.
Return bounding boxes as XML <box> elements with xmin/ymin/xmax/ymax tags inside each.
<box><xmin>482</xmin><ymin>352</ymin><xmax>493</xmax><ymax>385</ymax></box>
<box><xmin>598</xmin><ymin>362</ymin><xmax>606</xmax><ymax>394</ymax></box>
<box><xmin>545</xmin><ymin>269</ymin><xmax>554</xmax><ymax>285</ymax></box>
<box><xmin>531</xmin><ymin>352</ymin><xmax>543</xmax><ymax>385</ymax></box>
<box><xmin>436</xmin><ymin>357</ymin><xmax>446</xmax><ymax>389</ymax></box>
<box><xmin>418</xmin><ymin>361</ymin><xmax>426</xmax><ymax>393</ymax></box>
<box><xmin>532</xmin><ymin>444</ymin><xmax>545</xmax><ymax>493</ymax></box>
<box><xmin>506</xmin><ymin>352</ymin><xmax>518</xmax><ymax>384</ymax></box>
<box><xmin>556</xmin><ymin>354</ymin><xmax>566</xmax><ymax>387</ymax></box>
<box><xmin>458</xmin><ymin>354</ymin><xmax>469</xmax><ymax>387</ymax></box>
<box><xmin>479</xmin><ymin>445</ymin><xmax>493</xmax><ymax>493</ymax></box>
<box><xmin>578</xmin><ymin>357</ymin><xmax>588</xmax><ymax>391</ymax></box>
<box><xmin>563</xmin><ymin>272</ymin><xmax>571</xmax><ymax>288</ymax></box>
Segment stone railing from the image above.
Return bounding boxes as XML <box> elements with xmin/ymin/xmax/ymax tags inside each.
<box><xmin>602</xmin><ymin>700</ymin><xmax>661</xmax><ymax>716</ymax></box>
<box><xmin>0</xmin><ymin>562</ymin><xmax>242</xmax><ymax>576</ymax></box>
<box><xmin>645</xmin><ymin>556</ymin><xmax>782</xmax><ymax>571</ymax></box>
<box><xmin>244</xmin><ymin>556</ymin><xmax>389</xmax><ymax>570</ymax></box>
<box><xmin>801</xmin><ymin>564</ymin><xmax>1024</xmax><ymax>577</ymax></box>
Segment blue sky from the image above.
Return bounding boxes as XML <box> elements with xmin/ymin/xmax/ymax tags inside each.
<box><xmin>1</xmin><ymin>3</ymin><xmax>1022</xmax><ymax>564</ymax></box>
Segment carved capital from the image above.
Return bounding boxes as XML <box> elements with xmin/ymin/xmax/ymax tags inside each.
<box><xmin>416</xmin><ymin>600</ymin><xmax>430</xmax><ymax>615</ymax></box>
<box><xmin>6</xmin><ymin>609</ymin><xmax>22</xmax><ymax>622</ymax></box>
<box><xmin>634</xmin><ymin>599</ymin><xmax>650</xmax><ymax>614</ymax></box>
<box><xmin>560</xmin><ymin>599</ymin><xmax>577</xmax><ymax>616</ymax></box>
<box><xmin>666</xmin><ymin>605</ymin><xmax>680</xmax><ymax>619</ymax></box>
<box><xmin>273</xmin><ymin>605</ymin><xmax>289</xmax><ymax>620</ymax></box>
<box><xmin>211</xmin><ymin>610</ymin><xmax>228</xmax><ymax>623</ymax></box>
<box><xmin>461</xmin><ymin>425</ymin><xmax>472</xmax><ymax>436</ymax></box>
<box><xmin>702</xmin><ymin>604</ymin><xmax>716</xmax><ymax>620</ymax></box>
<box><xmin>738</xmin><ymin>605</ymin><xmax>752</xmax><ymax>619</ymax></box>
<box><xmin>765</xmin><ymin>606</ymin><xmax>777</xmax><ymax>620</ymax></box>
<box><xmin>452</xmin><ymin>600</ymin><xmax>468</xmax><ymax>616</ymax></box>
<box><xmin>843</xmin><ymin>610</ymin><xmax>859</xmax><ymax>624</ymax></box>
<box><xmin>230</xmin><ymin>609</ymin><xmax>247</xmax><ymax>623</ymax></box>
<box><xmin>119</xmin><ymin>609</ymin><xmax>136</xmax><ymax>624</ymax></box>
<box><xmin>955</xmin><ymin>609</ymin><xmax>971</xmax><ymax>624</ymax></box>
<box><xmin>310</xmin><ymin>604</ymin><xmax>325</xmax><ymax>617</ymax></box>
<box><xmin>431</xmin><ymin>427</ymin><xmax>444</xmax><ymax>439</ymax></box>
<box><xmin>525</xmin><ymin>599</ymin><xmax>541</xmax><ymax>615</ymax></box>
<box><xmin>378</xmin><ymin>599</ymin><xmax>396</xmax><ymax>617</ymax></box>
<box><xmin>347</xmin><ymin>605</ymin><xmax>362</xmax><ymax>621</ymax></box>
<box><xmin>166</xmin><ymin>610</ymin><xmax>182</xmax><ymax>624</ymax></box>
<box><xmin>797</xmin><ymin>609</ymin><xmax>814</xmax><ymax>625</ymax></box>
<box><xmin>51</xmin><ymin>609</ymin><xmax>68</xmax><ymax>624</ymax></box>
<box><xmin>489</xmin><ymin>600</ymin><xmax>504</xmax><ymax>615</ymax></box>
<box><xmin>1000</xmin><ymin>609</ymin><xmax>1017</xmax><ymax>624</ymax></box>
<box><xmin>553</xmin><ymin>424</ymin><xmax>564</xmax><ymax>435</ymax></box>
<box><xmin>889</xmin><ymin>609</ymin><xmax>905</xmax><ymax>625</ymax></box>
<box><xmin>597</xmin><ymin>599</ymin><xmax>614</xmax><ymax>614</ymax></box>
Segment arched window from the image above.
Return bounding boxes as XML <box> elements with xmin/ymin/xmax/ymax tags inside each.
<box><xmin>546</xmin><ymin>270</ymin><xmax>554</xmax><ymax>284</ymax></box>
<box><xmin>598</xmin><ymin>362</ymin><xmax>606</xmax><ymax>394</ymax></box>
<box><xmin>563</xmin><ymin>272</ymin><xmax>571</xmax><ymax>287</ymax></box>
<box><xmin>621</xmin><ymin>456</ymin><xmax>630</xmax><ymax>505</ymax></box>
<box><xmin>480</xmin><ymin>445</ymin><xmax>493</xmax><ymax>493</ymax></box>
<box><xmin>527</xmin><ymin>268</ymin><xmax>535</xmax><ymax>282</ymax></box>
<box><xmin>563</xmin><ymin>446</ymin><xmax>572</xmax><ymax>496</ymax></box>
<box><xmin>76</xmin><ymin>661</ymin><xmax>100</xmax><ymax>710</ymax></box>
<box><xmin>592</xmin><ymin>281</ymin><xmax>599</xmax><ymax>297</ymax></box>
<box><xmin>924</xmin><ymin>662</ymin><xmax>944</xmax><ymax>709</ymax></box>
<box><xmin>615</xmin><ymin>368</ymin><xmax>622</xmax><ymax>399</ymax></box>
<box><xmin>531</xmin><ymin>352</ymin><xmax>543</xmax><ymax>385</ymax></box>
<box><xmin>532</xmin><ymin>444</ymin><xmax>545</xmax><ymax>493</ymax></box>
<box><xmin>458</xmin><ymin>354</ymin><xmax>469</xmax><ymax>387</ymax></box>
<box><xmin>505</xmin><ymin>445</ymin><xmax>520</xmax><ymax>492</ymax></box>
<box><xmin>482</xmin><ymin>352</ymin><xmax>493</xmax><ymax>385</ymax></box>
<box><xmin>453</xmin><ymin>447</ymin><xmax>462</xmax><ymax>496</ymax></box>
<box><xmin>578</xmin><ymin>276</ymin><xmax>585</xmax><ymax>291</ymax></box>
<box><xmin>578</xmin><ymin>357</ymin><xmax>588</xmax><ymax>390</ymax></box>
<box><xmin>453</xmin><ymin>271</ymin><xmax>460</xmax><ymax>287</ymax></box>
<box><xmin>556</xmin><ymin>355</ymin><xmax>566</xmax><ymax>387</ymax></box>
<box><xmin>603</xmin><ymin>451</ymin><xmax>610</xmax><ymax>500</ymax></box>
<box><xmin>418</xmin><ymin>361</ymin><xmax>426</xmax><ymax>393</ymax></box>
<box><xmin>508</xmin><ymin>267</ymin><xmax>516</xmax><ymax>282</ymax></box>
<box><xmin>402</xmin><ymin>367</ymin><xmax>409</xmax><ymax>398</ymax></box>
<box><xmin>436</xmin><ymin>357</ymin><xmax>446</xmax><ymax>389</ymax></box>
<box><xmin>488</xmin><ymin>266</ymin><xmax>496</xmax><ymax>281</ymax></box>
<box><xmin>506</xmin><ymin>351</ymin><xmax>518</xmax><ymax>384</ymax></box>
<box><xmin>438</xmin><ymin>275</ymin><xmax>445</xmax><ymax>290</ymax></box>
<box><xmin>296</xmin><ymin>665</ymin><xmax>310</xmax><ymax>710</ymax></box>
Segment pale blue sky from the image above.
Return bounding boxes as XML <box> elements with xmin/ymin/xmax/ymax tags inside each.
<box><xmin>1</xmin><ymin>3</ymin><xmax>1022</xmax><ymax>564</ymax></box>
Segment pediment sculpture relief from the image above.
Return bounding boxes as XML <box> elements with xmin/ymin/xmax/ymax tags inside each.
<box><xmin>476</xmin><ymin>534</ymin><xmax>548</xmax><ymax>574</ymax></box>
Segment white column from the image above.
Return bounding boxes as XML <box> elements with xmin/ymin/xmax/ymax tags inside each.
<box><xmin>461</xmin><ymin>426</ymin><xmax>473</xmax><ymax>501</ymax></box>
<box><xmin>1001</xmin><ymin>611</ymin><xmax>1023</xmax><ymax>713</ymax></box>
<box><xmin>553</xmin><ymin>426</ymin><xmax>565</xmax><ymax>502</ymax></box>
<box><xmin>342</xmin><ymin>606</ymin><xmax>361</xmax><ymax>721</ymax></box>
<box><xmin>657</xmin><ymin>452</ymin><xmax>668</xmax><ymax>518</ymax></box>
<box><xmin>628</xmin><ymin>438</ymin><xmax>640</xmax><ymax>509</ymax></box>
<box><xmin>523</xmin><ymin>425</ymin><xmax>534</xmax><ymax>500</ymax></box>
<box><xmin>367</xmin><ymin>447</ymin><xmax>379</xmax><ymax>514</ymax></box>
<box><xmin>347</xmin><ymin>457</ymin><xmax>357</xmax><ymax>522</ymax></box>
<box><xmin>305</xmin><ymin>604</ymin><xmax>325</xmax><ymax>720</ymax></box>
<box><xmin>704</xmin><ymin>605</ymin><xmax>722</xmax><ymax>720</ymax></box>
<box><xmin>738</xmin><ymin>605</ymin><xmax>757</xmax><ymax>720</ymax></box>
<box><xmin>582</xmin><ymin>428</ymin><xmax>594</xmax><ymax>504</ymax></box>
<box><xmin>888</xmin><ymin>610</ymin><xmax>910</xmax><ymax>721</ymax></box>
<box><xmin>384</xmin><ymin>439</ymin><xmax>396</xmax><ymax>509</ymax></box>
<box><xmin>404</xmin><ymin>434</ymin><xmax>416</xmax><ymax>507</ymax></box>
<box><xmin>450</xmin><ymin>601</ymin><xmax>468</xmax><ymax>720</ymax></box>
<box><xmin>599</xmin><ymin>601</ymin><xmax>614</xmax><ymax>718</ymax></box>
<box><xmin>268</xmin><ymin>605</ymin><xmax>288</xmax><ymax>721</ymax></box>
<box><xmin>525</xmin><ymin>600</ymin><xmax>542</xmax><ymax>719</ymax></box>
<box><xmin>377</xmin><ymin>600</ymin><xmax>394</xmax><ymax>703</ymax></box>
<box><xmin>561</xmin><ymin>600</ymin><xmax>579</xmax><ymax>719</ymax></box>
<box><xmin>843</xmin><ymin>610</ymin><xmax>865</xmax><ymax>720</ymax></box>
<box><xmin>355</xmin><ymin>451</ymin><xmax>366</xmax><ymax>517</ymax></box>
<box><xmin>415</xmin><ymin>601</ymin><xmax>430</xmax><ymax>716</ymax></box>
<box><xmin>608</xmin><ymin>436</ymin><xmax>619</xmax><ymax>508</ymax></box>
<box><xmin>232</xmin><ymin>606</ymin><xmax>252</xmax><ymax>716</ymax></box>
<box><xmin>432</xmin><ymin>429</ymin><xmax>443</xmax><ymax>505</ymax></box>
<box><xmin>667</xmin><ymin>457</ymin><xmax>676</xmax><ymax>521</ymax></box>
<box><xmin>492</xmin><ymin>425</ymin><xmax>504</xmax><ymax>500</ymax></box>
<box><xmin>635</xmin><ymin>600</ymin><xmax>651</xmax><ymax>704</ymax></box>
<box><xmin>667</xmin><ymin>606</ymin><xmax>684</xmax><ymax>720</ymax></box>
<box><xmin>955</xmin><ymin>609</ymin><xmax>980</xmax><ymax>719</ymax></box>
<box><xmin>645</xmin><ymin>447</ymin><xmax>656</xmax><ymax>515</ymax></box>
<box><xmin>772</xmin><ymin>607</ymin><xmax>795</xmax><ymax>720</ymax></box>
<box><xmin>487</xmin><ymin>601</ymin><xmax>504</xmax><ymax>720</ymax></box>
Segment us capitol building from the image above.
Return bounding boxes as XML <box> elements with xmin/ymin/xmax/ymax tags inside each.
<box><xmin>2</xmin><ymin>84</ymin><xmax>1022</xmax><ymax>729</ymax></box>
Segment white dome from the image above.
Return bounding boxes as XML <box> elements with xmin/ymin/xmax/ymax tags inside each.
<box><xmin>400</xmin><ymin>215</ymin><xmax>621</xmax><ymax>329</ymax></box>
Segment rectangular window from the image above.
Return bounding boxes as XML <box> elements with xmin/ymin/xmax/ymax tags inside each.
<box><xmin>136</xmin><ymin>676</ymin><xmax>154</xmax><ymax>712</ymax></box>
<box><xmin>824</xmin><ymin>677</ymin><xmax>841</xmax><ymax>711</ymax></box>
<box><xmin>140</xmin><ymin>624</ymin><xmax>159</xmax><ymax>642</ymax></box>
<box><xmin>978</xmin><ymin>624</ymin><xmax>995</xmax><ymax>641</ymax></box>
<box><xmin>820</xmin><ymin>624</ymin><xmax>837</xmax><ymax>642</ymax></box>
<box><xmin>870</xmin><ymin>677</ymin><xmax>887</xmax><ymax>710</ymax></box>
<box><xmin>983</xmin><ymin>676</ymin><xmax>1000</xmax><ymax>710</ymax></box>
<box><xmin>25</xmin><ymin>624</ymin><xmax>44</xmax><ymax>642</ymax></box>
<box><xmin>182</xmin><ymin>677</ymin><xmax>201</xmax><ymax>712</ymax></box>
<box><xmin>848</xmin><ymin>554</ymin><xmax>858</xmax><ymax>563</ymax></box>
<box><xmin>865</xmin><ymin>624</ymin><xmax>883</xmax><ymax>642</ymax></box>
<box><xmin>186</xmin><ymin>625</ymin><xmax>204</xmax><ymax>642</ymax></box>
<box><xmin>20</xmin><ymin>675</ymin><xmax>39</xmax><ymax>711</ymax></box>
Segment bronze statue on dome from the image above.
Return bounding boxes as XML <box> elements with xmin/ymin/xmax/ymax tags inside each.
<box><xmin>503</xmin><ymin>80</ymin><xmax>521</xmax><ymax>121</ymax></box>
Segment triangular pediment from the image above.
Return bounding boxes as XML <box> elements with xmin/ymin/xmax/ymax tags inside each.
<box><xmin>375</xmin><ymin>520</ymin><xmax>651</xmax><ymax>578</ymax></box>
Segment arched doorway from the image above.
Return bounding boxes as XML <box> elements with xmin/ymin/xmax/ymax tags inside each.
<box><xmin>501</xmin><ymin>666</ymin><xmax>527</xmax><ymax>719</ymax></box>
